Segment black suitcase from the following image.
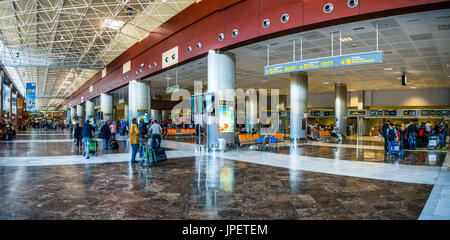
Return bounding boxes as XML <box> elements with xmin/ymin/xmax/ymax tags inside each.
<box><xmin>110</xmin><ymin>140</ymin><xmax>119</xmax><ymax>150</ymax></box>
<box><xmin>148</xmin><ymin>148</ymin><xmax>167</xmax><ymax>164</ymax></box>
<box><xmin>154</xmin><ymin>148</ymin><xmax>167</xmax><ymax>162</ymax></box>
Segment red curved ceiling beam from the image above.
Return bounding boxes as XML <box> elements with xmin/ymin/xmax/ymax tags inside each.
<box><xmin>63</xmin><ymin>0</ymin><xmax>449</xmax><ymax>108</ymax></box>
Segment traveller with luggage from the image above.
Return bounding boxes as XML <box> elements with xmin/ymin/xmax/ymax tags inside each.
<box><xmin>382</xmin><ymin>120</ymin><xmax>390</xmax><ymax>152</ymax></box>
<box><xmin>149</xmin><ymin>120</ymin><xmax>162</xmax><ymax>149</ymax></box>
<box><xmin>138</xmin><ymin>118</ymin><xmax>148</xmax><ymax>158</ymax></box>
<box><xmin>129</xmin><ymin>118</ymin><xmax>140</xmax><ymax>164</ymax></box>
<box><xmin>82</xmin><ymin>119</ymin><xmax>95</xmax><ymax>159</ymax></box>
<box><xmin>386</xmin><ymin>123</ymin><xmax>397</xmax><ymax>154</ymax></box>
<box><xmin>73</xmin><ymin>122</ymin><xmax>82</xmax><ymax>154</ymax></box>
<box><xmin>99</xmin><ymin>120</ymin><xmax>111</xmax><ymax>151</ymax></box>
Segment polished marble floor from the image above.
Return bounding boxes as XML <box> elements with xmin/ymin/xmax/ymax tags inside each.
<box><xmin>0</xmin><ymin>156</ymin><xmax>432</xmax><ymax>220</ymax></box>
<box><xmin>0</xmin><ymin>129</ymin><xmax>448</xmax><ymax>219</ymax></box>
<box><xmin>265</xmin><ymin>145</ymin><xmax>446</xmax><ymax>166</ymax></box>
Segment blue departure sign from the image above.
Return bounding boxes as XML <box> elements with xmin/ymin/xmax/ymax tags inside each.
<box><xmin>264</xmin><ymin>51</ymin><xmax>383</xmax><ymax>76</ymax></box>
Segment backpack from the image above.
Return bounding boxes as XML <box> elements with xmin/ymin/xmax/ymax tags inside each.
<box><xmin>388</xmin><ymin>128</ymin><xmax>396</xmax><ymax>142</ymax></box>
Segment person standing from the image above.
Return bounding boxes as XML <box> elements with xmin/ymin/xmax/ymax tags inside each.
<box><xmin>381</xmin><ymin>120</ymin><xmax>390</xmax><ymax>152</ymax></box>
<box><xmin>81</xmin><ymin>120</ymin><xmax>95</xmax><ymax>159</ymax></box>
<box><xmin>149</xmin><ymin>120</ymin><xmax>162</xmax><ymax>149</ymax></box>
<box><xmin>121</xmin><ymin>119</ymin><xmax>127</xmax><ymax>136</ymax></box>
<box><xmin>138</xmin><ymin>118</ymin><xmax>148</xmax><ymax>158</ymax></box>
<box><xmin>387</xmin><ymin>123</ymin><xmax>397</xmax><ymax>154</ymax></box>
<box><xmin>100</xmin><ymin>121</ymin><xmax>111</xmax><ymax>151</ymax></box>
<box><xmin>110</xmin><ymin>121</ymin><xmax>117</xmax><ymax>140</ymax></box>
<box><xmin>129</xmin><ymin>118</ymin><xmax>140</xmax><ymax>164</ymax></box>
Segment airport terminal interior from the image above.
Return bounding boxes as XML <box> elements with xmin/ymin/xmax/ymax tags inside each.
<box><xmin>0</xmin><ymin>0</ymin><xmax>449</xmax><ymax>220</ymax></box>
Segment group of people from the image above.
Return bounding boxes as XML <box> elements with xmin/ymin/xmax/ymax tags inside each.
<box><xmin>381</xmin><ymin>120</ymin><xmax>449</xmax><ymax>153</ymax></box>
<box><xmin>0</xmin><ymin>121</ymin><xmax>16</xmax><ymax>140</ymax></box>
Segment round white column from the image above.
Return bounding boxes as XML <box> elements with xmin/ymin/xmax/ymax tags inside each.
<box><xmin>207</xmin><ymin>50</ymin><xmax>236</xmax><ymax>147</ymax></box>
<box><xmin>100</xmin><ymin>93</ymin><xmax>113</xmax><ymax>121</ymax></box>
<box><xmin>76</xmin><ymin>105</ymin><xmax>84</xmax><ymax>121</ymax></box>
<box><xmin>85</xmin><ymin>100</ymin><xmax>95</xmax><ymax>122</ymax></box>
<box><xmin>128</xmin><ymin>80</ymin><xmax>151</xmax><ymax>123</ymax></box>
<box><xmin>335</xmin><ymin>83</ymin><xmax>347</xmax><ymax>135</ymax></box>
<box><xmin>290</xmin><ymin>71</ymin><xmax>308</xmax><ymax>145</ymax></box>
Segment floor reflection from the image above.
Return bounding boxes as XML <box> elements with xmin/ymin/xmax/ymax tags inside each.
<box><xmin>0</xmin><ymin>156</ymin><xmax>432</xmax><ymax>220</ymax></box>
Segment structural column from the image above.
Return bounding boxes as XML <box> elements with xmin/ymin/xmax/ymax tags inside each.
<box><xmin>151</xmin><ymin>109</ymin><xmax>162</xmax><ymax>122</ymax></box>
<box><xmin>161</xmin><ymin>110</ymin><xmax>170</xmax><ymax>121</ymax></box>
<box><xmin>100</xmin><ymin>93</ymin><xmax>113</xmax><ymax>121</ymax></box>
<box><xmin>85</xmin><ymin>100</ymin><xmax>95</xmax><ymax>121</ymax></box>
<box><xmin>128</xmin><ymin>80</ymin><xmax>151</xmax><ymax>124</ymax></box>
<box><xmin>76</xmin><ymin>105</ymin><xmax>84</xmax><ymax>121</ymax></box>
<box><xmin>290</xmin><ymin>72</ymin><xmax>308</xmax><ymax>145</ymax></box>
<box><xmin>70</xmin><ymin>107</ymin><xmax>76</xmax><ymax>119</ymax></box>
<box><xmin>245</xmin><ymin>89</ymin><xmax>258</xmax><ymax>132</ymax></box>
<box><xmin>124</xmin><ymin>104</ymin><xmax>129</xmax><ymax>122</ymax></box>
<box><xmin>0</xmin><ymin>70</ymin><xmax>3</xmax><ymax>121</ymax></box>
<box><xmin>8</xmin><ymin>83</ymin><xmax>12</xmax><ymax>121</ymax></box>
<box><xmin>335</xmin><ymin>83</ymin><xmax>347</xmax><ymax>135</ymax></box>
<box><xmin>207</xmin><ymin>50</ymin><xmax>236</xmax><ymax>147</ymax></box>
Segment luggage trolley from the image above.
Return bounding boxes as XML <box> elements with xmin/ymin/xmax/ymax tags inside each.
<box><xmin>83</xmin><ymin>133</ymin><xmax>99</xmax><ymax>157</ymax></box>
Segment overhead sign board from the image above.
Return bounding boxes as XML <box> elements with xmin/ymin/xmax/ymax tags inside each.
<box><xmin>166</xmin><ymin>85</ymin><xmax>180</xmax><ymax>94</ymax></box>
<box><xmin>264</xmin><ymin>51</ymin><xmax>383</xmax><ymax>76</ymax></box>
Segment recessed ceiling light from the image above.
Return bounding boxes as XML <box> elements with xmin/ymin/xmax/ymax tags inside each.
<box><xmin>384</xmin><ymin>51</ymin><xmax>392</xmax><ymax>54</ymax></box>
<box><xmin>410</xmin><ymin>86</ymin><xmax>416</xmax><ymax>89</ymax></box>
<box><xmin>384</xmin><ymin>67</ymin><xmax>393</xmax><ymax>71</ymax></box>
<box><xmin>260</xmin><ymin>80</ymin><xmax>267</xmax><ymax>83</ymax></box>
<box><xmin>322</xmin><ymin>82</ymin><xmax>331</xmax><ymax>85</ymax></box>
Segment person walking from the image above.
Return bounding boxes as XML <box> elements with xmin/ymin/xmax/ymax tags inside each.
<box><xmin>138</xmin><ymin>118</ymin><xmax>148</xmax><ymax>158</ymax></box>
<box><xmin>149</xmin><ymin>120</ymin><xmax>162</xmax><ymax>149</ymax></box>
<box><xmin>73</xmin><ymin>122</ymin><xmax>82</xmax><ymax>153</ymax></box>
<box><xmin>129</xmin><ymin>118</ymin><xmax>140</xmax><ymax>164</ymax></box>
<box><xmin>110</xmin><ymin>121</ymin><xmax>117</xmax><ymax>140</ymax></box>
<box><xmin>100</xmin><ymin>120</ymin><xmax>111</xmax><ymax>151</ymax></box>
<box><xmin>381</xmin><ymin>120</ymin><xmax>390</xmax><ymax>152</ymax></box>
<box><xmin>81</xmin><ymin>120</ymin><xmax>95</xmax><ymax>159</ymax></box>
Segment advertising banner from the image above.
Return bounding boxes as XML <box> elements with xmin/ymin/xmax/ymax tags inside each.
<box><xmin>219</xmin><ymin>101</ymin><xmax>234</xmax><ymax>133</ymax></box>
<box><xmin>26</xmin><ymin>83</ymin><xmax>36</xmax><ymax>111</ymax></box>
<box><xmin>12</xmin><ymin>92</ymin><xmax>16</xmax><ymax>115</ymax></box>
<box><xmin>3</xmin><ymin>84</ymin><xmax>11</xmax><ymax>112</ymax></box>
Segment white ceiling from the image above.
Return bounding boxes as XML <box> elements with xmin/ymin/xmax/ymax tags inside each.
<box><xmin>0</xmin><ymin>0</ymin><xmax>196</xmax><ymax>110</ymax></box>
<box><xmin>145</xmin><ymin>9</ymin><xmax>450</xmax><ymax>97</ymax></box>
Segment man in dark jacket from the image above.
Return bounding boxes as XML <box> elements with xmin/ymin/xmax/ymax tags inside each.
<box><xmin>82</xmin><ymin>120</ymin><xmax>95</xmax><ymax>159</ymax></box>
<box><xmin>381</xmin><ymin>120</ymin><xmax>390</xmax><ymax>152</ymax></box>
<box><xmin>138</xmin><ymin>118</ymin><xmax>148</xmax><ymax>158</ymax></box>
<box><xmin>73</xmin><ymin>122</ymin><xmax>82</xmax><ymax>153</ymax></box>
<box><xmin>100</xmin><ymin>120</ymin><xmax>111</xmax><ymax>151</ymax></box>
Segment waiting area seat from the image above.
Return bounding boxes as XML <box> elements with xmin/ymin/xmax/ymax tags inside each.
<box><xmin>166</xmin><ymin>128</ymin><xmax>196</xmax><ymax>138</ymax></box>
<box><xmin>311</xmin><ymin>130</ymin><xmax>332</xmax><ymax>141</ymax></box>
<box><xmin>237</xmin><ymin>132</ymin><xmax>287</xmax><ymax>149</ymax></box>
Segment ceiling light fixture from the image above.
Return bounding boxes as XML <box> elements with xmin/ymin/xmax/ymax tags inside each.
<box><xmin>339</xmin><ymin>37</ymin><xmax>352</xmax><ymax>42</ymax></box>
<box><xmin>384</xmin><ymin>67</ymin><xmax>393</xmax><ymax>71</ymax></box>
<box><xmin>102</xmin><ymin>18</ymin><xmax>125</xmax><ymax>30</ymax></box>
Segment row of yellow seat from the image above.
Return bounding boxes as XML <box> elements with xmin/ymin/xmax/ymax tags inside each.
<box><xmin>167</xmin><ymin>128</ymin><xmax>196</xmax><ymax>136</ymax></box>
